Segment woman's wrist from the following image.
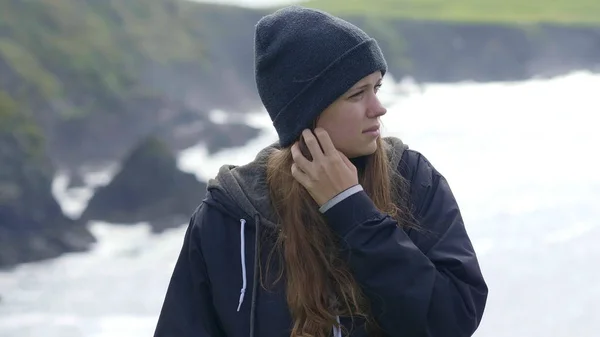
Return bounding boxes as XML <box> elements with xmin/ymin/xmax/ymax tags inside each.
<box><xmin>318</xmin><ymin>184</ymin><xmax>363</xmax><ymax>213</ymax></box>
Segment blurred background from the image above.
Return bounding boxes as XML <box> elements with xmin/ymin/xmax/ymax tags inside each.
<box><xmin>0</xmin><ymin>0</ymin><xmax>599</xmax><ymax>336</ymax></box>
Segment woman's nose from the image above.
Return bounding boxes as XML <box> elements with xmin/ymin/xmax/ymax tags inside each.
<box><xmin>367</xmin><ymin>95</ymin><xmax>387</xmax><ymax>118</ymax></box>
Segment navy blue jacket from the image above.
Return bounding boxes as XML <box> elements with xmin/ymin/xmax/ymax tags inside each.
<box><xmin>154</xmin><ymin>138</ymin><xmax>488</xmax><ymax>337</ymax></box>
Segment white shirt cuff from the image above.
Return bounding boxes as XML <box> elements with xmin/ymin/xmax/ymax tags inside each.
<box><xmin>319</xmin><ymin>184</ymin><xmax>364</xmax><ymax>213</ymax></box>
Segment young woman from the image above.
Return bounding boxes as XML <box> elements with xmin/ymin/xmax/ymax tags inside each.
<box><xmin>154</xmin><ymin>5</ymin><xmax>488</xmax><ymax>337</ymax></box>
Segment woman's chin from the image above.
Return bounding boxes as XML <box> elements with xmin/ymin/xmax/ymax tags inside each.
<box><xmin>344</xmin><ymin>141</ymin><xmax>378</xmax><ymax>159</ymax></box>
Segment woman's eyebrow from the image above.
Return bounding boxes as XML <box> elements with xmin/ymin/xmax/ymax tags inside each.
<box><xmin>351</xmin><ymin>84</ymin><xmax>370</xmax><ymax>91</ymax></box>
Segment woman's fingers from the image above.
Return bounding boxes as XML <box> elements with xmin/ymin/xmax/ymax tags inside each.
<box><xmin>313</xmin><ymin>127</ymin><xmax>336</xmax><ymax>156</ymax></box>
<box><xmin>290</xmin><ymin>162</ymin><xmax>310</xmax><ymax>187</ymax></box>
<box><xmin>291</xmin><ymin>142</ymin><xmax>313</xmax><ymax>173</ymax></box>
<box><xmin>301</xmin><ymin>129</ymin><xmax>324</xmax><ymax>161</ymax></box>
<box><xmin>338</xmin><ymin>150</ymin><xmax>356</xmax><ymax>171</ymax></box>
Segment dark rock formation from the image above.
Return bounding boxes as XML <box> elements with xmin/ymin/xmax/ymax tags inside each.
<box><xmin>80</xmin><ymin>136</ymin><xmax>207</xmax><ymax>233</ymax></box>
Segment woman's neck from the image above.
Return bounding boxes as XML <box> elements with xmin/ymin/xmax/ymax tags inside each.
<box><xmin>350</xmin><ymin>155</ymin><xmax>368</xmax><ymax>176</ymax></box>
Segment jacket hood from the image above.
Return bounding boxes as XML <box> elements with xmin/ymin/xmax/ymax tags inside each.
<box><xmin>206</xmin><ymin>136</ymin><xmax>408</xmax><ymax>228</ymax></box>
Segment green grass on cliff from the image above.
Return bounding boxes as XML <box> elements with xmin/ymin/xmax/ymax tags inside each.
<box><xmin>0</xmin><ymin>91</ymin><xmax>45</xmax><ymax>165</ymax></box>
<box><xmin>0</xmin><ymin>0</ymin><xmax>208</xmax><ymax>117</ymax></box>
<box><xmin>302</xmin><ymin>0</ymin><xmax>600</xmax><ymax>26</ymax></box>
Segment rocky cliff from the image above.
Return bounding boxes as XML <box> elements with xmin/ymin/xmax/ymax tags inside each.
<box><xmin>0</xmin><ymin>92</ymin><xmax>95</xmax><ymax>268</ymax></box>
<box><xmin>1</xmin><ymin>0</ymin><xmax>598</xmax><ymax>170</ymax></box>
<box><xmin>0</xmin><ymin>0</ymin><xmax>263</xmax><ymax>170</ymax></box>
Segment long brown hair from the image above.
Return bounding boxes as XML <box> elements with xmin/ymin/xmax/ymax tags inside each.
<box><xmin>265</xmin><ymin>136</ymin><xmax>416</xmax><ymax>337</ymax></box>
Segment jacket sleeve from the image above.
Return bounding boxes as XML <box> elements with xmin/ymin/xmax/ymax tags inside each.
<box><xmin>323</xmin><ymin>151</ymin><xmax>488</xmax><ymax>337</ymax></box>
<box><xmin>153</xmin><ymin>205</ymin><xmax>225</xmax><ymax>337</ymax></box>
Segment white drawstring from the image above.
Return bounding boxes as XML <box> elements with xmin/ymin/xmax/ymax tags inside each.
<box><xmin>332</xmin><ymin>316</ymin><xmax>342</xmax><ymax>337</ymax></box>
<box><xmin>237</xmin><ymin>219</ymin><xmax>247</xmax><ymax>312</ymax></box>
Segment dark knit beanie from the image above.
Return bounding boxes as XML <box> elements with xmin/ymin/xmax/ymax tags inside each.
<box><xmin>254</xmin><ymin>6</ymin><xmax>388</xmax><ymax>148</ymax></box>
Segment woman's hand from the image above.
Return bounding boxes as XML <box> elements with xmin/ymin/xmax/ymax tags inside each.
<box><xmin>291</xmin><ymin>128</ymin><xmax>358</xmax><ymax>207</ymax></box>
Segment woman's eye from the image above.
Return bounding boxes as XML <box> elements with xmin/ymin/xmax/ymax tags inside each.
<box><xmin>349</xmin><ymin>83</ymin><xmax>382</xmax><ymax>99</ymax></box>
<box><xmin>350</xmin><ymin>91</ymin><xmax>364</xmax><ymax>99</ymax></box>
